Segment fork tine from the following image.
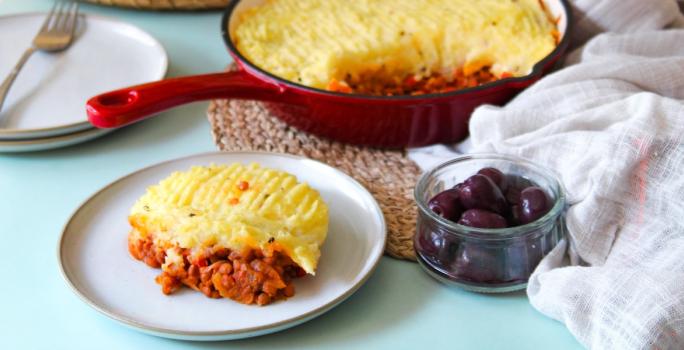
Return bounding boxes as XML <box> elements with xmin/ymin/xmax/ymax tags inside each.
<box><xmin>52</xmin><ymin>1</ymin><xmax>68</xmax><ymax>32</ymax></box>
<box><xmin>38</xmin><ymin>1</ymin><xmax>59</xmax><ymax>33</ymax></box>
<box><xmin>62</xmin><ymin>2</ymin><xmax>79</xmax><ymax>34</ymax></box>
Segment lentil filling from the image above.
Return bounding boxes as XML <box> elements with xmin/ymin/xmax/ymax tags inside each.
<box><xmin>128</xmin><ymin>234</ymin><xmax>304</xmax><ymax>306</ymax></box>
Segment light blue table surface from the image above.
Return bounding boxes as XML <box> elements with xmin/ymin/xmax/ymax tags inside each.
<box><xmin>0</xmin><ymin>1</ymin><xmax>583</xmax><ymax>349</ymax></box>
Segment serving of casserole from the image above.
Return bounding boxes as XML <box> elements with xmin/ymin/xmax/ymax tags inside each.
<box><xmin>233</xmin><ymin>0</ymin><xmax>560</xmax><ymax>96</ymax></box>
<box><xmin>127</xmin><ymin>163</ymin><xmax>329</xmax><ymax>306</ymax></box>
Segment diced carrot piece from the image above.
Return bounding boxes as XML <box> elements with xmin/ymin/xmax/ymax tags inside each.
<box><xmin>327</xmin><ymin>79</ymin><xmax>353</xmax><ymax>93</ymax></box>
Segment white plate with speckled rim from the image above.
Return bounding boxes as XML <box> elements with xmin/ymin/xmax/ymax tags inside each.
<box><xmin>58</xmin><ymin>151</ymin><xmax>386</xmax><ymax>341</ymax></box>
<box><xmin>0</xmin><ymin>13</ymin><xmax>167</xmax><ymax>140</ymax></box>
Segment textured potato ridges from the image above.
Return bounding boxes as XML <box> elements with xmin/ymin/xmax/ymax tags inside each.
<box><xmin>233</xmin><ymin>0</ymin><xmax>558</xmax><ymax>90</ymax></box>
<box><xmin>129</xmin><ymin>163</ymin><xmax>329</xmax><ymax>274</ymax></box>
<box><xmin>157</xmin><ymin>164</ymin><xmax>318</xmax><ymax>221</ymax></box>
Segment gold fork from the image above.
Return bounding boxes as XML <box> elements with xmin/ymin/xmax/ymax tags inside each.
<box><xmin>0</xmin><ymin>1</ymin><xmax>80</xmax><ymax>114</ymax></box>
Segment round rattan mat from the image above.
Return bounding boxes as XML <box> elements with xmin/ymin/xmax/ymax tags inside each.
<box><xmin>82</xmin><ymin>0</ymin><xmax>228</xmax><ymax>10</ymax></box>
<box><xmin>207</xmin><ymin>69</ymin><xmax>420</xmax><ymax>261</ymax></box>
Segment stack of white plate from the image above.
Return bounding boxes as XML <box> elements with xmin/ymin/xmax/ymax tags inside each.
<box><xmin>0</xmin><ymin>12</ymin><xmax>168</xmax><ymax>152</ymax></box>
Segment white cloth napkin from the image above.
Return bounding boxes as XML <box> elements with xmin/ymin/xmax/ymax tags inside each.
<box><xmin>409</xmin><ymin>1</ymin><xmax>684</xmax><ymax>349</ymax></box>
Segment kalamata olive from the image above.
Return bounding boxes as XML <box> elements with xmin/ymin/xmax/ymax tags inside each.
<box><xmin>516</xmin><ymin>186</ymin><xmax>550</xmax><ymax>224</ymax></box>
<box><xmin>416</xmin><ymin>228</ymin><xmax>444</xmax><ymax>256</ymax></box>
<box><xmin>416</xmin><ymin>227</ymin><xmax>459</xmax><ymax>267</ymax></box>
<box><xmin>511</xmin><ymin>205</ymin><xmax>523</xmax><ymax>225</ymax></box>
<box><xmin>477</xmin><ymin>167</ymin><xmax>506</xmax><ymax>191</ymax></box>
<box><xmin>504</xmin><ymin>175</ymin><xmax>533</xmax><ymax>205</ymax></box>
<box><xmin>427</xmin><ymin>188</ymin><xmax>463</xmax><ymax>222</ymax></box>
<box><xmin>505</xmin><ymin>186</ymin><xmax>522</xmax><ymax>205</ymax></box>
<box><xmin>507</xmin><ymin>174</ymin><xmax>533</xmax><ymax>189</ymax></box>
<box><xmin>456</xmin><ymin>174</ymin><xmax>507</xmax><ymax>214</ymax></box>
<box><xmin>451</xmin><ymin>244</ymin><xmax>501</xmax><ymax>283</ymax></box>
<box><xmin>458</xmin><ymin>209</ymin><xmax>507</xmax><ymax>228</ymax></box>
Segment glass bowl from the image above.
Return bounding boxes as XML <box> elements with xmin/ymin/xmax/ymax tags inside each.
<box><xmin>414</xmin><ymin>154</ymin><xmax>566</xmax><ymax>293</ymax></box>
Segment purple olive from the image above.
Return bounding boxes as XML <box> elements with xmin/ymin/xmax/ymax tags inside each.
<box><xmin>416</xmin><ymin>228</ymin><xmax>444</xmax><ymax>256</ymax></box>
<box><xmin>517</xmin><ymin>186</ymin><xmax>550</xmax><ymax>224</ymax></box>
<box><xmin>427</xmin><ymin>188</ymin><xmax>463</xmax><ymax>222</ymax></box>
<box><xmin>458</xmin><ymin>209</ymin><xmax>507</xmax><ymax>228</ymax></box>
<box><xmin>477</xmin><ymin>167</ymin><xmax>506</xmax><ymax>191</ymax></box>
<box><xmin>456</xmin><ymin>174</ymin><xmax>507</xmax><ymax>214</ymax></box>
<box><xmin>511</xmin><ymin>205</ymin><xmax>522</xmax><ymax>225</ymax></box>
<box><xmin>416</xmin><ymin>228</ymin><xmax>460</xmax><ymax>267</ymax></box>
<box><xmin>504</xmin><ymin>175</ymin><xmax>533</xmax><ymax>205</ymax></box>
<box><xmin>505</xmin><ymin>186</ymin><xmax>522</xmax><ymax>205</ymax></box>
<box><xmin>507</xmin><ymin>174</ymin><xmax>533</xmax><ymax>188</ymax></box>
<box><xmin>451</xmin><ymin>244</ymin><xmax>501</xmax><ymax>283</ymax></box>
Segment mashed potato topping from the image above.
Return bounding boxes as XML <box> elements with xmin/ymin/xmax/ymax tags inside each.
<box><xmin>129</xmin><ymin>163</ymin><xmax>329</xmax><ymax>275</ymax></box>
<box><xmin>233</xmin><ymin>0</ymin><xmax>558</xmax><ymax>94</ymax></box>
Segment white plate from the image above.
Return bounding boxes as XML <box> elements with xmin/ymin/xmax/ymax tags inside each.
<box><xmin>0</xmin><ymin>13</ymin><xmax>167</xmax><ymax>140</ymax></box>
<box><xmin>58</xmin><ymin>152</ymin><xmax>386</xmax><ymax>341</ymax></box>
<box><xmin>0</xmin><ymin>127</ymin><xmax>111</xmax><ymax>153</ymax></box>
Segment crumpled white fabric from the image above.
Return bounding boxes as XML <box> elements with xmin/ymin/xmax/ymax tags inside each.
<box><xmin>409</xmin><ymin>1</ymin><xmax>684</xmax><ymax>349</ymax></box>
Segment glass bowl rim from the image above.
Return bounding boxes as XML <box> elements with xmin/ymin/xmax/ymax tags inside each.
<box><xmin>414</xmin><ymin>153</ymin><xmax>566</xmax><ymax>239</ymax></box>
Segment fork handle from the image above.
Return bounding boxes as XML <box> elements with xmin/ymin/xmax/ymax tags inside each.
<box><xmin>0</xmin><ymin>46</ymin><xmax>36</xmax><ymax>113</ymax></box>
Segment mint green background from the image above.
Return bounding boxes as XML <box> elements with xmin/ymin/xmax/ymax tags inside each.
<box><xmin>0</xmin><ymin>1</ymin><xmax>583</xmax><ymax>348</ymax></box>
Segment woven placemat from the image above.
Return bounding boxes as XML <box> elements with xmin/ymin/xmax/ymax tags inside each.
<box><xmin>83</xmin><ymin>0</ymin><xmax>228</xmax><ymax>10</ymax></box>
<box><xmin>207</xmin><ymin>68</ymin><xmax>420</xmax><ymax>261</ymax></box>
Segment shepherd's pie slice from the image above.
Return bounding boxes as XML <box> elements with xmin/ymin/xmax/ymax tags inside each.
<box><xmin>127</xmin><ymin>163</ymin><xmax>329</xmax><ymax>306</ymax></box>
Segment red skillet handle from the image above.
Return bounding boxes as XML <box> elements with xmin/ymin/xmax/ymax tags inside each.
<box><xmin>86</xmin><ymin>70</ymin><xmax>284</xmax><ymax>128</ymax></box>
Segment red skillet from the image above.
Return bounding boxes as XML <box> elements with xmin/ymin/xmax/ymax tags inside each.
<box><xmin>86</xmin><ymin>0</ymin><xmax>572</xmax><ymax>148</ymax></box>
